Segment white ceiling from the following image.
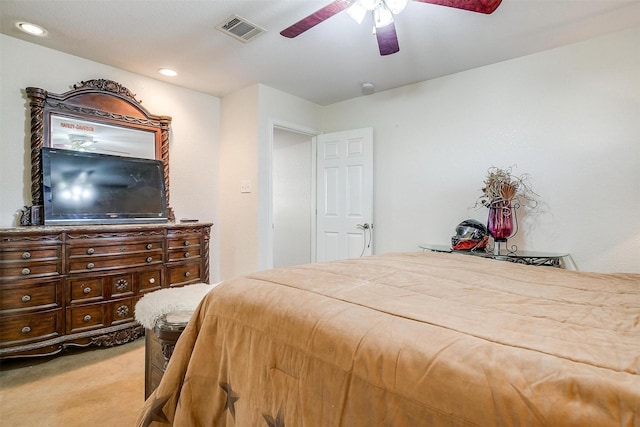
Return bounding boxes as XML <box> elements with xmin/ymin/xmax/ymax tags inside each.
<box><xmin>1</xmin><ymin>0</ymin><xmax>638</xmax><ymax>105</ymax></box>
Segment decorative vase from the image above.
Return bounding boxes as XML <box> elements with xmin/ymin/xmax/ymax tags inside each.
<box><xmin>487</xmin><ymin>201</ymin><xmax>515</xmax><ymax>254</ymax></box>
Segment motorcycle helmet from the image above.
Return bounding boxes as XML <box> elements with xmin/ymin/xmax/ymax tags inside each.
<box><xmin>451</xmin><ymin>219</ymin><xmax>489</xmax><ymax>251</ymax></box>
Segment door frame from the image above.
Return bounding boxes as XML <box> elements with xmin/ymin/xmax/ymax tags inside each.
<box><xmin>266</xmin><ymin>119</ymin><xmax>320</xmax><ymax>270</ymax></box>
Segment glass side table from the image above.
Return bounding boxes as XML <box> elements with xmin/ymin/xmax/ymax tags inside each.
<box><xmin>419</xmin><ymin>244</ymin><xmax>575</xmax><ymax>269</ymax></box>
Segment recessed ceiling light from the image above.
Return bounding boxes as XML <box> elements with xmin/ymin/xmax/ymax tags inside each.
<box><xmin>158</xmin><ymin>68</ymin><xmax>178</xmax><ymax>77</ymax></box>
<box><xmin>16</xmin><ymin>21</ymin><xmax>47</xmax><ymax>37</ymax></box>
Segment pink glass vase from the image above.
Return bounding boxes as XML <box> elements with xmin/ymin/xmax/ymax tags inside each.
<box><xmin>487</xmin><ymin>201</ymin><xmax>514</xmax><ymax>242</ymax></box>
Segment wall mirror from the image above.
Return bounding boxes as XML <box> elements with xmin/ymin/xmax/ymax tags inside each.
<box><xmin>49</xmin><ymin>114</ymin><xmax>157</xmax><ymax>159</ymax></box>
<box><xmin>23</xmin><ymin>79</ymin><xmax>173</xmax><ymax>225</ymax></box>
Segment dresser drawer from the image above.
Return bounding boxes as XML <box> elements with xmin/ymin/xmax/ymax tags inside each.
<box><xmin>0</xmin><ymin>279</ymin><xmax>62</xmax><ymax>313</ymax></box>
<box><xmin>0</xmin><ymin>261</ymin><xmax>61</xmax><ymax>280</ymax></box>
<box><xmin>68</xmin><ymin>241</ymin><xmax>162</xmax><ymax>257</ymax></box>
<box><xmin>66</xmin><ymin>297</ymin><xmax>136</xmax><ymax>333</ymax></box>
<box><xmin>167</xmin><ymin>236</ymin><xmax>201</xmax><ymax>250</ymax></box>
<box><xmin>167</xmin><ymin>246</ymin><xmax>201</xmax><ymax>262</ymax></box>
<box><xmin>0</xmin><ymin>247</ymin><xmax>60</xmax><ymax>262</ymax></box>
<box><xmin>68</xmin><ymin>252</ymin><xmax>163</xmax><ymax>274</ymax></box>
<box><xmin>0</xmin><ymin>309</ymin><xmax>62</xmax><ymax>347</ymax></box>
<box><xmin>67</xmin><ymin>277</ymin><xmax>104</xmax><ymax>305</ymax></box>
<box><xmin>66</xmin><ymin>304</ymin><xmax>106</xmax><ymax>333</ymax></box>
<box><xmin>139</xmin><ymin>269</ymin><xmax>162</xmax><ymax>293</ymax></box>
<box><xmin>167</xmin><ymin>262</ymin><xmax>202</xmax><ymax>287</ymax></box>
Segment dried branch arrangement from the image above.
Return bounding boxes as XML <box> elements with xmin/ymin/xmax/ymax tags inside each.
<box><xmin>474</xmin><ymin>166</ymin><xmax>539</xmax><ymax>209</ymax></box>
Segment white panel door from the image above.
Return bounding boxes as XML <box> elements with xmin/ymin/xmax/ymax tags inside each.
<box><xmin>316</xmin><ymin>128</ymin><xmax>373</xmax><ymax>262</ymax></box>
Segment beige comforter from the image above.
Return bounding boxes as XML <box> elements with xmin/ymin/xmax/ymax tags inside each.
<box><xmin>138</xmin><ymin>252</ymin><xmax>640</xmax><ymax>426</ymax></box>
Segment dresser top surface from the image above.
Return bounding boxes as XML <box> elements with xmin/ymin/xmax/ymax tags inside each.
<box><xmin>0</xmin><ymin>222</ymin><xmax>212</xmax><ymax>235</ymax></box>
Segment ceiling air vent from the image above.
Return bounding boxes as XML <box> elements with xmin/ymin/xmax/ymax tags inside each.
<box><xmin>216</xmin><ymin>14</ymin><xmax>266</xmax><ymax>43</ymax></box>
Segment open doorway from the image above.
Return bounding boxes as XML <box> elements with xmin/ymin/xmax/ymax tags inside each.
<box><xmin>272</xmin><ymin>127</ymin><xmax>315</xmax><ymax>268</ymax></box>
<box><xmin>268</xmin><ymin>125</ymin><xmax>373</xmax><ymax>269</ymax></box>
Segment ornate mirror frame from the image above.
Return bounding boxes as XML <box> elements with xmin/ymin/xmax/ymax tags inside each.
<box><xmin>24</xmin><ymin>79</ymin><xmax>173</xmax><ymax>225</ymax></box>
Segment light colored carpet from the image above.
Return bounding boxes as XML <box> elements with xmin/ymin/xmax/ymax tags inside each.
<box><xmin>0</xmin><ymin>338</ymin><xmax>145</xmax><ymax>426</ymax></box>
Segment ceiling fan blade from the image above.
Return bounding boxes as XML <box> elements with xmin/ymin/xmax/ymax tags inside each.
<box><xmin>413</xmin><ymin>0</ymin><xmax>502</xmax><ymax>14</ymax></box>
<box><xmin>376</xmin><ymin>22</ymin><xmax>400</xmax><ymax>56</ymax></box>
<box><xmin>280</xmin><ymin>0</ymin><xmax>353</xmax><ymax>38</ymax></box>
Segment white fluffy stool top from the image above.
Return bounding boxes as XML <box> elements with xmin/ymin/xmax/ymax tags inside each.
<box><xmin>135</xmin><ymin>282</ymin><xmax>218</xmax><ymax>329</ymax></box>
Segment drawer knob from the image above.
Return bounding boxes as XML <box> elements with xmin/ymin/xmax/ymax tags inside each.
<box><xmin>146</xmin><ymin>243</ymin><xmax>153</xmax><ymax>250</ymax></box>
<box><xmin>87</xmin><ymin>248</ymin><xmax>95</xmax><ymax>255</ymax></box>
<box><xmin>146</xmin><ymin>257</ymin><xmax>153</xmax><ymax>263</ymax></box>
<box><xmin>184</xmin><ymin>252</ymin><xmax>190</xmax><ymax>258</ymax></box>
<box><xmin>149</xmin><ymin>278</ymin><xmax>155</xmax><ymax>284</ymax></box>
<box><xmin>83</xmin><ymin>287</ymin><xmax>92</xmax><ymax>294</ymax></box>
<box><xmin>21</xmin><ymin>326</ymin><xmax>31</xmax><ymax>334</ymax></box>
<box><xmin>87</xmin><ymin>262</ymin><xmax>95</xmax><ymax>269</ymax></box>
<box><xmin>184</xmin><ymin>271</ymin><xmax>191</xmax><ymax>278</ymax></box>
<box><xmin>22</xmin><ymin>251</ymin><xmax>31</xmax><ymax>259</ymax></box>
<box><xmin>83</xmin><ymin>314</ymin><xmax>92</xmax><ymax>322</ymax></box>
<box><xmin>21</xmin><ymin>295</ymin><xmax>32</xmax><ymax>303</ymax></box>
<box><xmin>183</xmin><ymin>241</ymin><xmax>190</xmax><ymax>246</ymax></box>
<box><xmin>21</xmin><ymin>267</ymin><xmax>31</xmax><ymax>276</ymax></box>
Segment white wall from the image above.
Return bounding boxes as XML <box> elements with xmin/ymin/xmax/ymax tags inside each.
<box><xmin>0</xmin><ymin>34</ymin><xmax>221</xmax><ymax>281</ymax></box>
<box><xmin>218</xmin><ymin>85</ymin><xmax>260</xmax><ymax>280</ymax></box>
<box><xmin>257</xmin><ymin>85</ymin><xmax>323</xmax><ymax>272</ymax></box>
<box><xmin>321</xmin><ymin>28</ymin><xmax>640</xmax><ymax>273</ymax></box>
<box><xmin>218</xmin><ymin>84</ymin><xmax>323</xmax><ymax>279</ymax></box>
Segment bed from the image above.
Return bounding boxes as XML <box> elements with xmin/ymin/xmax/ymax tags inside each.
<box><xmin>137</xmin><ymin>251</ymin><xmax>640</xmax><ymax>426</ymax></box>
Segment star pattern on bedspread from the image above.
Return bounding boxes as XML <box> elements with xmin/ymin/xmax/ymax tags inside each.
<box><xmin>140</xmin><ymin>393</ymin><xmax>172</xmax><ymax>426</ymax></box>
<box><xmin>219</xmin><ymin>382</ymin><xmax>240</xmax><ymax>419</ymax></box>
<box><xmin>263</xmin><ymin>408</ymin><xmax>285</xmax><ymax>427</ymax></box>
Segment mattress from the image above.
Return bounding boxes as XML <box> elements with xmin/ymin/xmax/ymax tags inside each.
<box><xmin>137</xmin><ymin>251</ymin><xmax>640</xmax><ymax>426</ymax></box>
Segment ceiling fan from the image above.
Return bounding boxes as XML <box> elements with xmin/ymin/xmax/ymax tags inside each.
<box><xmin>280</xmin><ymin>0</ymin><xmax>502</xmax><ymax>56</ymax></box>
<box><xmin>65</xmin><ymin>134</ymin><xmax>99</xmax><ymax>152</ymax></box>
<box><xmin>61</xmin><ymin>134</ymin><xmax>129</xmax><ymax>155</ymax></box>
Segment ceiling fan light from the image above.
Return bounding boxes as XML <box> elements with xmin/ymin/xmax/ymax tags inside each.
<box><xmin>359</xmin><ymin>0</ymin><xmax>380</xmax><ymax>11</ymax></box>
<box><xmin>69</xmin><ymin>134</ymin><xmax>95</xmax><ymax>145</ymax></box>
<box><xmin>383</xmin><ymin>0</ymin><xmax>409</xmax><ymax>14</ymax></box>
<box><xmin>347</xmin><ymin>2</ymin><xmax>367</xmax><ymax>24</ymax></box>
<box><xmin>373</xmin><ymin>6</ymin><xmax>394</xmax><ymax>28</ymax></box>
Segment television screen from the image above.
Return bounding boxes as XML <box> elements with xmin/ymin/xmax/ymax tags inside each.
<box><xmin>42</xmin><ymin>147</ymin><xmax>168</xmax><ymax>225</ymax></box>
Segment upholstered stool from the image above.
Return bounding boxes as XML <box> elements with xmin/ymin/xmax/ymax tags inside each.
<box><xmin>135</xmin><ymin>283</ymin><xmax>216</xmax><ymax>398</ymax></box>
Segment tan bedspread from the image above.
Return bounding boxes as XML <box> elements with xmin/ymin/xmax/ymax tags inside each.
<box><xmin>137</xmin><ymin>252</ymin><xmax>640</xmax><ymax>426</ymax></box>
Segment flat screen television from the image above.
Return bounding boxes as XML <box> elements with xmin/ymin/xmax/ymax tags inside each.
<box><xmin>42</xmin><ymin>147</ymin><xmax>168</xmax><ymax>225</ymax></box>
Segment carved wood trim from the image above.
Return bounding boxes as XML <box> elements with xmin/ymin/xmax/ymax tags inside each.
<box><xmin>0</xmin><ymin>322</ymin><xmax>143</xmax><ymax>357</ymax></box>
<box><xmin>203</xmin><ymin>226</ymin><xmax>211</xmax><ymax>283</ymax></box>
<box><xmin>90</xmin><ymin>324</ymin><xmax>144</xmax><ymax>347</ymax></box>
<box><xmin>27</xmin><ymin>87</ymin><xmax>47</xmax><ymax>207</ymax></box>
<box><xmin>0</xmin><ymin>233</ymin><xmax>62</xmax><ymax>244</ymax></box>
<box><xmin>73</xmin><ymin>79</ymin><xmax>141</xmax><ymax>102</ymax></box>
<box><xmin>169</xmin><ymin>227</ymin><xmax>206</xmax><ymax>236</ymax></box>
<box><xmin>65</xmin><ymin>230</ymin><xmax>166</xmax><ymax>240</ymax></box>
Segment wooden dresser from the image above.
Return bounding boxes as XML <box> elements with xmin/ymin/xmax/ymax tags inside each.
<box><xmin>0</xmin><ymin>222</ymin><xmax>211</xmax><ymax>359</ymax></box>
